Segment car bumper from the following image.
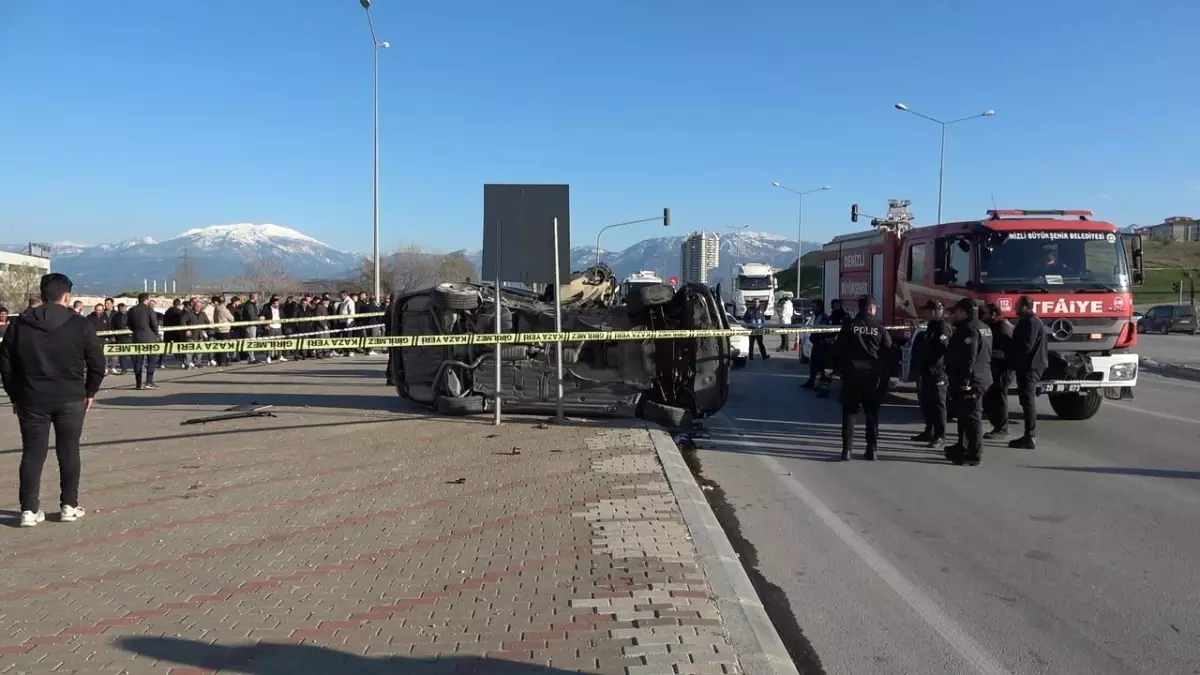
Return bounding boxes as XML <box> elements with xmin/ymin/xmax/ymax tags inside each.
<box><xmin>1038</xmin><ymin>353</ymin><xmax>1139</xmax><ymax>393</ymax></box>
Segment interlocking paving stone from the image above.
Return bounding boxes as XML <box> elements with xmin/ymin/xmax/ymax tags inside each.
<box><xmin>0</xmin><ymin>358</ymin><xmax>742</xmax><ymax>674</ymax></box>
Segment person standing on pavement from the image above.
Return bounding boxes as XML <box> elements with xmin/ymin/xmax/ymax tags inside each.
<box><xmin>261</xmin><ymin>296</ymin><xmax>287</xmax><ymax>363</ymax></box>
<box><xmin>162</xmin><ymin>298</ymin><xmax>184</xmax><ymax>368</ymax></box>
<box><xmin>336</xmin><ymin>290</ymin><xmax>356</xmax><ymax>356</ymax></box>
<box><xmin>210</xmin><ymin>296</ymin><xmax>235</xmax><ymax>367</ymax></box>
<box><xmin>776</xmin><ymin>296</ymin><xmax>795</xmax><ymax>352</ymax></box>
<box><xmin>912</xmin><ymin>300</ymin><xmax>951</xmax><ymax>449</ymax></box>
<box><xmin>801</xmin><ymin>299</ymin><xmax>827</xmax><ymax>390</ymax></box>
<box><xmin>1007</xmin><ymin>295</ymin><xmax>1048</xmax><ymax>449</ymax></box>
<box><xmin>944</xmin><ymin>298</ymin><xmax>993</xmax><ymax>466</ymax></box>
<box><xmin>0</xmin><ymin>273</ymin><xmax>105</xmax><ymax>527</ymax></box>
<box><xmin>981</xmin><ymin>302</ymin><xmax>1015</xmax><ymax>440</ymax></box>
<box><xmin>816</xmin><ymin>299</ymin><xmax>848</xmax><ymax>397</ymax></box>
<box><xmin>240</xmin><ymin>292</ymin><xmax>261</xmax><ymax>364</ymax></box>
<box><xmin>126</xmin><ymin>293</ymin><xmax>160</xmax><ymax>390</ymax></box>
<box><xmin>833</xmin><ymin>295</ymin><xmax>892</xmax><ymax>461</ymax></box>
<box><xmin>742</xmin><ymin>300</ymin><xmax>769</xmax><ymax>361</ymax></box>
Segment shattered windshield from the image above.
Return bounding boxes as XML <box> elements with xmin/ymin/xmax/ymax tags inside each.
<box><xmin>736</xmin><ymin>275</ymin><xmax>773</xmax><ymax>291</ymax></box>
<box><xmin>978</xmin><ymin>230</ymin><xmax>1130</xmax><ymax>291</ymax></box>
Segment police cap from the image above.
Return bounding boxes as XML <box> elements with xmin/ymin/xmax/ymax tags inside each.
<box><xmin>954</xmin><ymin>297</ymin><xmax>978</xmax><ymax>314</ymax></box>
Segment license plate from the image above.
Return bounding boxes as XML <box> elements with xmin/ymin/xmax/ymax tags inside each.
<box><xmin>1044</xmin><ymin>383</ymin><xmax>1082</xmax><ymax>393</ymax></box>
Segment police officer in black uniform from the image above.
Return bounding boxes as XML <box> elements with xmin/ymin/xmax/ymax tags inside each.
<box><xmin>801</xmin><ymin>299</ymin><xmax>826</xmax><ymax>390</ymax></box>
<box><xmin>944</xmin><ymin>298</ymin><xmax>992</xmax><ymax>466</ymax></box>
<box><xmin>1007</xmin><ymin>295</ymin><xmax>1048</xmax><ymax>449</ymax></box>
<box><xmin>816</xmin><ymin>299</ymin><xmax>848</xmax><ymax>398</ymax></box>
<box><xmin>833</xmin><ymin>295</ymin><xmax>892</xmax><ymax>461</ymax></box>
<box><xmin>912</xmin><ymin>300</ymin><xmax>951</xmax><ymax>448</ymax></box>
<box><xmin>981</xmin><ymin>302</ymin><xmax>1015</xmax><ymax>440</ymax></box>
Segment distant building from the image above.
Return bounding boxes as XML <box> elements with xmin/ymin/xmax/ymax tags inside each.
<box><xmin>680</xmin><ymin>231</ymin><xmax>720</xmax><ymax>284</ymax></box>
<box><xmin>1137</xmin><ymin>217</ymin><xmax>1200</xmax><ymax>242</ymax></box>
<box><xmin>0</xmin><ymin>244</ymin><xmax>52</xmax><ymax>306</ymax></box>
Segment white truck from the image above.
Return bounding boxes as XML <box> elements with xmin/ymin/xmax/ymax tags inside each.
<box><xmin>619</xmin><ymin>270</ymin><xmax>664</xmax><ymax>303</ymax></box>
<box><xmin>730</xmin><ymin>263</ymin><xmax>777</xmax><ymax>318</ymax></box>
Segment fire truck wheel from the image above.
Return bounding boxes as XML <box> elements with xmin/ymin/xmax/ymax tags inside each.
<box><xmin>1047</xmin><ymin>391</ymin><xmax>1103</xmax><ymax>420</ymax></box>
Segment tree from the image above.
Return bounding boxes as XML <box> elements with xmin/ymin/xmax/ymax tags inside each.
<box><xmin>361</xmin><ymin>246</ymin><xmax>477</xmax><ymax>297</ymax></box>
<box><xmin>237</xmin><ymin>256</ymin><xmax>295</xmax><ymax>298</ymax></box>
<box><xmin>0</xmin><ymin>264</ymin><xmax>43</xmax><ymax>309</ymax></box>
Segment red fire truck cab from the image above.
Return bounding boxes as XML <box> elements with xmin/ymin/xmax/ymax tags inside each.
<box><xmin>820</xmin><ymin>209</ymin><xmax>1143</xmax><ymax>421</ymax></box>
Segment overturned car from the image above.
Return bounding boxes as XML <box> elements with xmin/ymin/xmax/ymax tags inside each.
<box><xmin>388</xmin><ymin>264</ymin><xmax>731</xmax><ymax>427</ymax></box>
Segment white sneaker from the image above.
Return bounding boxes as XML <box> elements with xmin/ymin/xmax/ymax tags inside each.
<box><xmin>208</xmin><ymin>360</ymin><xmax>217</xmax><ymax>367</ymax></box>
<box><xmin>277</xmin><ymin>356</ymin><xmax>289</xmax><ymax>362</ymax></box>
<box><xmin>265</xmin><ymin>357</ymin><xmax>273</xmax><ymax>364</ymax></box>
<box><xmin>60</xmin><ymin>505</ymin><xmax>86</xmax><ymax>522</ymax></box>
<box><xmin>19</xmin><ymin>510</ymin><xmax>45</xmax><ymax>527</ymax></box>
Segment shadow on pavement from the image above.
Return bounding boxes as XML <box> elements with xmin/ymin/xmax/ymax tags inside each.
<box><xmin>699</xmin><ymin>420</ymin><xmax>950</xmax><ymax>465</ymax></box>
<box><xmin>1028</xmin><ymin>466</ymin><xmax>1200</xmax><ymax>480</ymax></box>
<box><xmin>99</xmin><ymin>391</ymin><xmax>408</xmax><ymax>412</ymax></box>
<box><xmin>117</xmin><ymin>636</ymin><xmax>581</xmax><ymax>675</ymax></box>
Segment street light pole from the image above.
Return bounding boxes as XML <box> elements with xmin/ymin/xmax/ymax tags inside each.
<box><xmin>894</xmin><ymin>103</ymin><xmax>995</xmax><ymax>224</ymax></box>
<box><xmin>594</xmin><ymin>211</ymin><xmax>671</xmax><ymax>264</ymax></box>
<box><xmin>361</xmin><ymin>0</ymin><xmax>389</xmax><ymax>301</ymax></box>
<box><xmin>772</xmin><ymin>182</ymin><xmax>830</xmax><ymax>299</ymax></box>
<box><xmin>725</xmin><ymin>224</ymin><xmax>750</xmax><ymax>266</ymax></box>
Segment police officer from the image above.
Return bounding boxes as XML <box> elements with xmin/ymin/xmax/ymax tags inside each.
<box><xmin>944</xmin><ymin>298</ymin><xmax>992</xmax><ymax>466</ymax></box>
<box><xmin>833</xmin><ymin>295</ymin><xmax>892</xmax><ymax>461</ymax></box>
<box><xmin>912</xmin><ymin>300</ymin><xmax>951</xmax><ymax>448</ymax></box>
<box><xmin>980</xmin><ymin>302</ymin><xmax>1015</xmax><ymax>440</ymax></box>
<box><xmin>816</xmin><ymin>299</ymin><xmax>848</xmax><ymax>398</ymax></box>
<box><xmin>1007</xmin><ymin>295</ymin><xmax>1048</xmax><ymax>449</ymax></box>
<box><xmin>802</xmin><ymin>299</ymin><xmax>827</xmax><ymax>390</ymax></box>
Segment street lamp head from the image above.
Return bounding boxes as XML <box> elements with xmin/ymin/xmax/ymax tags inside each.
<box><xmin>894</xmin><ymin>103</ymin><xmax>909</xmax><ymax>111</ymax></box>
<box><xmin>377</xmin><ymin>41</ymin><xmax>390</xmax><ymax>48</ymax></box>
<box><xmin>771</xmin><ymin>181</ymin><xmax>782</xmax><ymax>187</ymax></box>
<box><xmin>821</xmin><ymin>185</ymin><xmax>831</xmax><ymax>191</ymax></box>
<box><xmin>983</xmin><ymin>109</ymin><xmax>996</xmax><ymax>117</ymax></box>
<box><xmin>360</xmin><ymin>0</ymin><xmax>371</xmax><ymax>8</ymax></box>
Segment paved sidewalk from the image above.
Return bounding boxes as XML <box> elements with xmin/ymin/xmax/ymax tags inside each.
<box><xmin>0</xmin><ymin>357</ymin><xmax>751</xmax><ymax>674</ymax></box>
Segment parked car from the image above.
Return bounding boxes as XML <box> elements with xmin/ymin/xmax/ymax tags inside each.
<box><xmin>725</xmin><ymin>313</ymin><xmax>749</xmax><ymax>368</ymax></box>
<box><xmin>1138</xmin><ymin>304</ymin><xmax>1198</xmax><ymax>334</ymax></box>
<box><xmin>389</xmin><ymin>265</ymin><xmax>732</xmax><ymax>427</ymax></box>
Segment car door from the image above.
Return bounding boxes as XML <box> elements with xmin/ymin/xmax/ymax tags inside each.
<box><xmin>1146</xmin><ymin>305</ymin><xmax>1170</xmax><ymax>333</ymax></box>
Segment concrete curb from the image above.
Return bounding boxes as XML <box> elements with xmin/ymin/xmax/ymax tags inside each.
<box><xmin>1140</xmin><ymin>358</ymin><xmax>1200</xmax><ymax>383</ymax></box>
<box><xmin>646</xmin><ymin>427</ymin><xmax>800</xmax><ymax>675</ymax></box>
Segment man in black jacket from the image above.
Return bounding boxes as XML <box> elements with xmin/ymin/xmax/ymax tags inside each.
<box><xmin>0</xmin><ymin>273</ymin><xmax>105</xmax><ymax>527</ymax></box>
<box><xmin>240</xmin><ymin>293</ymin><xmax>261</xmax><ymax>364</ymax></box>
<box><xmin>1007</xmin><ymin>295</ymin><xmax>1048</xmax><ymax>449</ymax></box>
<box><xmin>912</xmin><ymin>300</ymin><xmax>952</xmax><ymax>449</ymax></box>
<box><xmin>162</xmin><ymin>298</ymin><xmax>184</xmax><ymax>368</ymax></box>
<box><xmin>981</xmin><ymin>302</ymin><xmax>1015</xmax><ymax>440</ymax></box>
<box><xmin>833</xmin><ymin>295</ymin><xmax>892</xmax><ymax>461</ymax></box>
<box><xmin>944</xmin><ymin>298</ymin><xmax>993</xmax><ymax>466</ymax></box>
<box><xmin>126</xmin><ymin>293</ymin><xmax>161</xmax><ymax>389</ymax></box>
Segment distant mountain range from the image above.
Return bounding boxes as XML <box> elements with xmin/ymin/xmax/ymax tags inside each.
<box><xmin>4</xmin><ymin>224</ymin><xmax>820</xmax><ymax>293</ymax></box>
<box><xmin>3</xmin><ymin>224</ymin><xmax>363</xmax><ymax>292</ymax></box>
<box><xmin>463</xmin><ymin>231</ymin><xmax>821</xmax><ymax>288</ymax></box>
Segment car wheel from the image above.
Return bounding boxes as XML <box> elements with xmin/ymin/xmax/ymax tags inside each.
<box><xmin>432</xmin><ymin>283</ymin><xmax>481</xmax><ymax>310</ymax></box>
<box><xmin>629</xmin><ymin>284</ymin><xmax>675</xmax><ymax>312</ymax></box>
<box><xmin>434</xmin><ymin>395</ymin><xmax>486</xmax><ymax>416</ymax></box>
<box><xmin>638</xmin><ymin>399</ymin><xmax>694</xmax><ymax>430</ymax></box>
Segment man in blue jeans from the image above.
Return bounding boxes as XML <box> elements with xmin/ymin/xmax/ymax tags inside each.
<box><xmin>0</xmin><ymin>273</ymin><xmax>105</xmax><ymax>527</ymax></box>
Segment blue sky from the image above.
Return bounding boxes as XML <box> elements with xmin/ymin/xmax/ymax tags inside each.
<box><xmin>2</xmin><ymin>0</ymin><xmax>1196</xmax><ymax>254</ymax></box>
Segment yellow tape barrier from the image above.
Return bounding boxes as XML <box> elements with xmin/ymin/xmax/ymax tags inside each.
<box><xmin>100</xmin><ymin>324</ymin><xmax>909</xmax><ymax>356</ymax></box>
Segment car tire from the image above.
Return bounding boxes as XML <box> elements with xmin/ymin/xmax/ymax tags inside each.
<box><xmin>630</xmin><ymin>284</ymin><xmax>675</xmax><ymax>312</ymax></box>
<box><xmin>733</xmin><ymin>357</ymin><xmax>747</xmax><ymax>369</ymax></box>
<box><xmin>434</xmin><ymin>395</ymin><xmax>486</xmax><ymax>416</ymax></box>
<box><xmin>432</xmin><ymin>283</ymin><xmax>481</xmax><ymax>310</ymax></box>
<box><xmin>1047</xmin><ymin>391</ymin><xmax>1103</xmax><ymax>420</ymax></box>
<box><xmin>638</xmin><ymin>399</ymin><xmax>694</xmax><ymax>430</ymax></box>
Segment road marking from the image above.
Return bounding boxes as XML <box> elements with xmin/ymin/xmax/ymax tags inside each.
<box><xmin>1108</xmin><ymin>402</ymin><xmax>1200</xmax><ymax>425</ymax></box>
<box><xmin>757</xmin><ymin>454</ymin><xmax>1015</xmax><ymax>675</ymax></box>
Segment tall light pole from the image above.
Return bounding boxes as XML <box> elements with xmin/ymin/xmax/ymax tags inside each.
<box><xmin>361</xmin><ymin>0</ymin><xmax>389</xmax><ymax>301</ymax></box>
<box><xmin>725</xmin><ymin>224</ymin><xmax>750</xmax><ymax>266</ymax></box>
<box><xmin>772</xmin><ymin>182</ymin><xmax>830</xmax><ymax>299</ymax></box>
<box><xmin>894</xmin><ymin>103</ymin><xmax>994</xmax><ymax>224</ymax></box>
<box><xmin>594</xmin><ymin>208</ymin><xmax>671</xmax><ymax>264</ymax></box>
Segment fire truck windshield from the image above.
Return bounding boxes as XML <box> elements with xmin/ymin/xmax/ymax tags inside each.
<box><xmin>978</xmin><ymin>230</ymin><xmax>1130</xmax><ymax>292</ymax></box>
<box><xmin>736</xmin><ymin>275</ymin><xmax>773</xmax><ymax>291</ymax></box>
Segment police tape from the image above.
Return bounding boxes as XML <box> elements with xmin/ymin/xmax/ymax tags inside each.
<box><xmin>94</xmin><ymin>311</ymin><xmax>387</xmax><ymax>338</ymax></box>
<box><xmin>100</xmin><ymin>324</ymin><xmax>908</xmax><ymax>356</ymax></box>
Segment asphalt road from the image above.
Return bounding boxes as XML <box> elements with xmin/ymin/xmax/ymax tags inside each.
<box><xmin>696</xmin><ymin>352</ymin><xmax>1200</xmax><ymax>675</ymax></box>
<box><xmin>1137</xmin><ymin>332</ymin><xmax>1200</xmax><ymax>367</ymax></box>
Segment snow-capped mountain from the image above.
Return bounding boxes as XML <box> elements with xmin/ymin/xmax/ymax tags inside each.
<box><xmin>5</xmin><ymin>224</ymin><xmax>362</xmax><ymax>292</ymax></box>
<box><xmin>465</xmin><ymin>231</ymin><xmax>820</xmax><ymax>287</ymax></box>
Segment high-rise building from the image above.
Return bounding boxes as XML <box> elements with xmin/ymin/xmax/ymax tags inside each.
<box><xmin>680</xmin><ymin>231</ymin><xmax>720</xmax><ymax>285</ymax></box>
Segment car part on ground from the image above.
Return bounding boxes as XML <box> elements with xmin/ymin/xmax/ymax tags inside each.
<box><xmin>390</xmin><ymin>267</ymin><xmax>731</xmax><ymax>426</ymax></box>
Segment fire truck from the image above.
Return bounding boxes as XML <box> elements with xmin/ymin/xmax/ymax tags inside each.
<box><xmin>820</xmin><ymin>207</ymin><xmax>1143</xmax><ymax>421</ymax></box>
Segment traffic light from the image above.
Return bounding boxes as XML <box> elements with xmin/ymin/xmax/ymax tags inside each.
<box><xmin>850</xmin><ymin>204</ymin><xmax>860</xmax><ymax>223</ymax></box>
<box><xmin>663</xmin><ymin>208</ymin><xmax>671</xmax><ymax>227</ymax></box>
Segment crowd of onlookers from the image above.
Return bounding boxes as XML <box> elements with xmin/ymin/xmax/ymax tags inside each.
<box><xmin>0</xmin><ymin>290</ymin><xmax>391</xmax><ymax>376</ymax></box>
